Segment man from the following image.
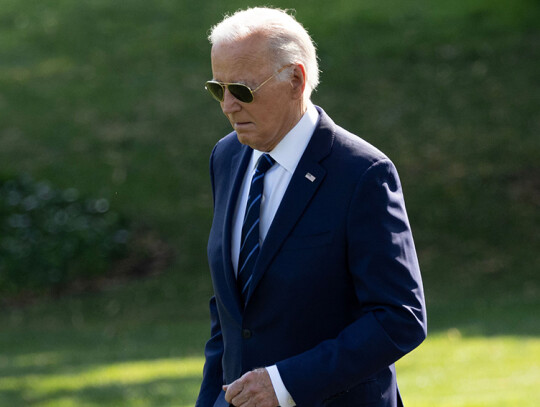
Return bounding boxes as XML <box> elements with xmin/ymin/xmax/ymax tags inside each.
<box><xmin>197</xmin><ymin>7</ymin><xmax>426</xmax><ymax>407</ymax></box>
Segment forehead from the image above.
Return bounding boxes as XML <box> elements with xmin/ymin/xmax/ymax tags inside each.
<box><xmin>211</xmin><ymin>35</ymin><xmax>272</xmax><ymax>82</ymax></box>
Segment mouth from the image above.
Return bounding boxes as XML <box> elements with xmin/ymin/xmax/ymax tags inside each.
<box><xmin>234</xmin><ymin>122</ymin><xmax>254</xmax><ymax>130</ymax></box>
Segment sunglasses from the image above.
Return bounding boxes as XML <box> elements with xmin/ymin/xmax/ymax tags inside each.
<box><xmin>205</xmin><ymin>65</ymin><xmax>290</xmax><ymax>103</ymax></box>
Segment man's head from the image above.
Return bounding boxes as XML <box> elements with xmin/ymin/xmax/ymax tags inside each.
<box><xmin>207</xmin><ymin>8</ymin><xmax>319</xmax><ymax>152</ymax></box>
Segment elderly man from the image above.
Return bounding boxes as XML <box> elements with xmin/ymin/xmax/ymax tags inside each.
<box><xmin>197</xmin><ymin>7</ymin><xmax>426</xmax><ymax>407</ymax></box>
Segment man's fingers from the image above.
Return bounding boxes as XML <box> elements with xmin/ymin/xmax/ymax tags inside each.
<box><xmin>230</xmin><ymin>379</ymin><xmax>253</xmax><ymax>406</ymax></box>
<box><xmin>224</xmin><ymin>380</ymin><xmax>243</xmax><ymax>403</ymax></box>
<box><xmin>231</xmin><ymin>393</ymin><xmax>249</xmax><ymax>407</ymax></box>
<box><xmin>225</xmin><ymin>369</ymin><xmax>278</xmax><ymax>407</ymax></box>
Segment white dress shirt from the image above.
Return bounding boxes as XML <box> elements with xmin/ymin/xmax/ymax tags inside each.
<box><xmin>230</xmin><ymin>102</ymin><xmax>319</xmax><ymax>407</ymax></box>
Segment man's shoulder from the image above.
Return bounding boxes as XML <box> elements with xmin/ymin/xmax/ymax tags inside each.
<box><xmin>333</xmin><ymin>125</ymin><xmax>388</xmax><ymax>162</ymax></box>
<box><xmin>316</xmin><ymin>106</ymin><xmax>388</xmax><ymax>162</ymax></box>
<box><xmin>315</xmin><ymin>111</ymin><xmax>402</xmax><ymax>192</ymax></box>
<box><xmin>316</xmin><ymin>110</ymin><xmax>390</xmax><ymax>174</ymax></box>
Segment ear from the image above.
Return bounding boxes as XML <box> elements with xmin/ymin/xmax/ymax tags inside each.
<box><xmin>290</xmin><ymin>64</ymin><xmax>307</xmax><ymax>100</ymax></box>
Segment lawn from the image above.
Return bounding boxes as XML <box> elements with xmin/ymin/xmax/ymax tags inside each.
<box><xmin>1</xmin><ymin>0</ymin><xmax>539</xmax><ymax>405</ymax></box>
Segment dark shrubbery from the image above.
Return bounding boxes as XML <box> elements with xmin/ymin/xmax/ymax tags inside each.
<box><xmin>0</xmin><ymin>175</ymin><xmax>131</xmax><ymax>295</ymax></box>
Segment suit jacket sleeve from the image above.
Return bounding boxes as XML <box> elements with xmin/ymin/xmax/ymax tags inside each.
<box><xmin>276</xmin><ymin>159</ymin><xmax>427</xmax><ymax>406</ymax></box>
<box><xmin>195</xmin><ymin>296</ymin><xmax>224</xmax><ymax>406</ymax></box>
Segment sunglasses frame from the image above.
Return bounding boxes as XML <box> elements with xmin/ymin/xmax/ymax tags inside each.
<box><xmin>205</xmin><ymin>65</ymin><xmax>291</xmax><ymax>103</ymax></box>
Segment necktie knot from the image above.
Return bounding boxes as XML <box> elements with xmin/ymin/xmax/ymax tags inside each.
<box><xmin>256</xmin><ymin>153</ymin><xmax>275</xmax><ymax>175</ymax></box>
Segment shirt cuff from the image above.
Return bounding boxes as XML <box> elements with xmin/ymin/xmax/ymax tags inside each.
<box><xmin>266</xmin><ymin>365</ymin><xmax>296</xmax><ymax>407</ymax></box>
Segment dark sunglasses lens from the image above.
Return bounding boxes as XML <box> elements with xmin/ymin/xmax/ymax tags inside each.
<box><xmin>228</xmin><ymin>84</ymin><xmax>254</xmax><ymax>103</ymax></box>
<box><xmin>206</xmin><ymin>82</ymin><xmax>224</xmax><ymax>101</ymax></box>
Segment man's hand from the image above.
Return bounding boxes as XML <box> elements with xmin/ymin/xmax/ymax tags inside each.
<box><xmin>223</xmin><ymin>368</ymin><xmax>279</xmax><ymax>407</ymax></box>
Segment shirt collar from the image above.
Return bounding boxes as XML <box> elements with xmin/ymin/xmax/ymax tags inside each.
<box><xmin>252</xmin><ymin>102</ymin><xmax>319</xmax><ymax>173</ymax></box>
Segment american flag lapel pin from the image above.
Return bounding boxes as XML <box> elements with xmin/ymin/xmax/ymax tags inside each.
<box><xmin>305</xmin><ymin>172</ymin><xmax>316</xmax><ymax>182</ymax></box>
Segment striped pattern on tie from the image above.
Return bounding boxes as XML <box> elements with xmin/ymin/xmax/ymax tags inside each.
<box><xmin>237</xmin><ymin>153</ymin><xmax>275</xmax><ymax>305</ymax></box>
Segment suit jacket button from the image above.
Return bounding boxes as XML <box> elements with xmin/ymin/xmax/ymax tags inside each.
<box><xmin>242</xmin><ymin>329</ymin><xmax>252</xmax><ymax>339</ymax></box>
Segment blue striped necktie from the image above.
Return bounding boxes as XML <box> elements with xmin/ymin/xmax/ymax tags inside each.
<box><xmin>237</xmin><ymin>153</ymin><xmax>275</xmax><ymax>305</ymax></box>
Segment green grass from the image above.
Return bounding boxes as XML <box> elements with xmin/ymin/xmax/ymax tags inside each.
<box><xmin>399</xmin><ymin>334</ymin><xmax>540</xmax><ymax>406</ymax></box>
<box><xmin>1</xmin><ymin>0</ymin><xmax>539</xmax><ymax>405</ymax></box>
<box><xmin>2</xmin><ymin>291</ymin><xmax>539</xmax><ymax>406</ymax></box>
<box><xmin>0</xmin><ymin>273</ymin><xmax>210</xmax><ymax>406</ymax></box>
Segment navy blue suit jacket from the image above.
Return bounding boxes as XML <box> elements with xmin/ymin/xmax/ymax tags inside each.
<box><xmin>197</xmin><ymin>107</ymin><xmax>427</xmax><ymax>407</ymax></box>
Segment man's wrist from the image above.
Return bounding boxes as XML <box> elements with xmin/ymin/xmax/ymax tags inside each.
<box><xmin>265</xmin><ymin>365</ymin><xmax>296</xmax><ymax>407</ymax></box>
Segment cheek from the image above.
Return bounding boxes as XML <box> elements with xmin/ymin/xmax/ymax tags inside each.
<box><xmin>257</xmin><ymin>103</ymin><xmax>282</xmax><ymax>123</ymax></box>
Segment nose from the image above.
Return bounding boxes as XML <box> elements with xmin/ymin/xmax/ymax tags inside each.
<box><xmin>221</xmin><ymin>88</ymin><xmax>241</xmax><ymax>114</ymax></box>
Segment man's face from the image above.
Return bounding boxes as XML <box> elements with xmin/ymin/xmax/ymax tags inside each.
<box><xmin>210</xmin><ymin>35</ymin><xmax>301</xmax><ymax>152</ymax></box>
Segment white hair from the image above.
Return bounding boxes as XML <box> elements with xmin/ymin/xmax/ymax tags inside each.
<box><xmin>208</xmin><ymin>7</ymin><xmax>320</xmax><ymax>100</ymax></box>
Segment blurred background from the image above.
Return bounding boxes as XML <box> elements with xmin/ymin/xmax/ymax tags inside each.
<box><xmin>0</xmin><ymin>0</ymin><xmax>538</xmax><ymax>406</ymax></box>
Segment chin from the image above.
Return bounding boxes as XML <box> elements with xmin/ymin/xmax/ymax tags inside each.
<box><xmin>236</xmin><ymin>132</ymin><xmax>259</xmax><ymax>149</ymax></box>
<box><xmin>236</xmin><ymin>132</ymin><xmax>250</xmax><ymax>145</ymax></box>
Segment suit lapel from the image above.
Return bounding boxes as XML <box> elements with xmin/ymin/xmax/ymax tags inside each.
<box><xmin>246</xmin><ymin>109</ymin><xmax>335</xmax><ymax>303</ymax></box>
